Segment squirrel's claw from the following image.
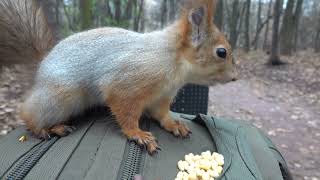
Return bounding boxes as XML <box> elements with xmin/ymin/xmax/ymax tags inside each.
<box><xmin>65</xmin><ymin>126</ymin><xmax>76</xmax><ymax>133</ymax></box>
<box><xmin>49</xmin><ymin>124</ymin><xmax>75</xmax><ymax>137</ymax></box>
<box><xmin>39</xmin><ymin>129</ymin><xmax>52</xmax><ymax>140</ymax></box>
<box><xmin>127</xmin><ymin>130</ymin><xmax>160</xmax><ymax>155</ymax></box>
<box><xmin>164</xmin><ymin>120</ymin><xmax>192</xmax><ymax>138</ymax></box>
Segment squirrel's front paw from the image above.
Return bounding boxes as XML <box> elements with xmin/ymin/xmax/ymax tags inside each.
<box><xmin>162</xmin><ymin>120</ymin><xmax>192</xmax><ymax>138</ymax></box>
<box><xmin>127</xmin><ymin>130</ymin><xmax>160</xmax><ymax>155</ymax></box>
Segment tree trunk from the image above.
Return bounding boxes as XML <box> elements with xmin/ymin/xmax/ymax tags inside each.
<box><xmin>229</xmin><ymin>0</ymin><xmax>240</xmax><ymax>49</ymax></box>
<box><xmin>160</xmin><ymin>0</ymin><xmax>168</xmax><ymax>28</ymax></box>
<box><xmin>80</xmin><ymin>0</ymin><xmax>92</xmax><ymax>30</ymax></box>
<box><xmin>252</xmin><ymin>15</ymin><xmax>273</xmax><ymax>49</ymax></box>
<box><xmin>140</xmin><ymin>4</ymin><xmax>146</xmax><ymax>32</ymax></box>
<box><xmin>254</xmin><ymin>0</ymin><xmax>262</xmax><ymax>50</ymax></box>
<box><xmin>215</xmin><ymin>0</ymin><xmax>224</xmax><ymax>30</ymax></box>
<box><xmin>55</xmin><ymin>0</ymin><xmax>60</xmax><ymax>26</ymax></box>
<box><xmin>105</xmin><ymin>0</ymin><xmax>112</xmax><ymax>18</ymax></box>
<box><xmin>134</xmin><ymin>0</ymin><xmax>144</xmax><ymax>32</ymax></box>
<box><xmin>237</xmin><ymin>3</ymin><xmax>247</xmax><ymax>43</ymax></box>
<box><xmin>125</xmin><ymin>0</ymin><xmax>134</xmax><ymax>20</ymax></box>
<box><xmin>293</xmin><ymin>0</ymin><xmax>303</xmax><ymax>50</ymax></box>
<box><xmin>269</xmin><ymin>0</ymin><xmax>284</xmax><ymax>65</ymax></box>
<box><xmin>244</xmin><ymin>0</ymin><xmax>251</xmax><ymax>52</ymax></box>
<box><xmin>72</xmin><ymin>0</ymin><xmax>78</xmax><ymax>27</ymax></box>
<box><xmin>38</xmin><ymin>0</ymin><xmax>58</xmax><ymax>39</ymax></box>
<box><xmin>315</xmin><ymin>13</ymin><xmax>320</xmax><ymax>52</ymax></box>
<box><xmin>114</xmin><ymin>0</ymin><xmax>121</xmax><ymax>23</ymax></box>
<box><xmin>315</xmin><ymin>30</ymin><xmax>320</xmax><ymax>53</ymax></box>
<box><xmin>263</xmin><ymin>0</ymin><xmax>273</xmax><ymax>51</ymax></box>
<box><xmin>169</xmin><ymin>0</ymin><xmax>176</xmax><ymax>22</ymax></box>
<box><xmin>280</xmin><ymin>0</ymin><xmax>295</xmax><ymax>55</ymax></box>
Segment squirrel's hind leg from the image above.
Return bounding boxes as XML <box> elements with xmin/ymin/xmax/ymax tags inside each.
<box><xmin>21</xmin><ymin>108</ymin><xmax>75</xmax><ymax>139</ymax></box>
<box><xmin>49</xmin><ymin>124</ymin><xmax>76</xmax><ymax>137</ymax></box>
<box><xmin>20</xmin><ymin>87</ymin><xmax>84</xmax><ymax>139</ymax></box>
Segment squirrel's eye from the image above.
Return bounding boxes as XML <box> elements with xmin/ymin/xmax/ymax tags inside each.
<box><xmin>216</xmin><ymin>48</ymin><xmax>227</xmax><ymax>59</ymax></box>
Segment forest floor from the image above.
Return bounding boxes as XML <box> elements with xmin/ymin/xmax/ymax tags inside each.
<box><xmin>209</xmin><ymin>50</ymin><xmax>320</xmax><ymax>180</ymax></box>
<box><xmin>0</xmin><ymin>50</ymin><xmax>319</xmax><ymax>179</ymax></box>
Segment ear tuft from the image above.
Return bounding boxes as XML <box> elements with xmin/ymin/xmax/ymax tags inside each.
<box><xmin>188</xmin><ymin>6</ymin><xmax>207</xmax><ymax>48</ymax></box>
<box><xmin>191</xmin><ymin>7</ymin><xmax>205</xmax><ymax>26</ymax></box>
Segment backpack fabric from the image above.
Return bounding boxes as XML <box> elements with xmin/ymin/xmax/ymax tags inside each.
<box><xmin>0</xmin><ymin>111</ymin><xmax>292</xmax><ymax>180</ymax></box>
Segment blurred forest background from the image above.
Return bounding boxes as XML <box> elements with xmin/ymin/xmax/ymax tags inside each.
<box><xmin>28</xmin><ymin>0</ymin><xmax>320</xmax><ymax>55</ymax></box>
<box><xmin>0</xmin><ymin>0</ymin><xmax>319</xmax><ymax>179</ymax></box>
<box><xmin>35</xmin><ymin>0</ymin><xmax>320</xmax><ymax>58</ymax></box>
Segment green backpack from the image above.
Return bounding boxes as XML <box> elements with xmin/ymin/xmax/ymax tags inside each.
<box><xmin>0</xmin><ymin>85</ymin><xmax>292</xmax><ymax>180</ymax></box>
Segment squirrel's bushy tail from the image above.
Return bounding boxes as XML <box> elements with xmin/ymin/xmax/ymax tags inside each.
<box><xmin>0</xmin><ymin>0</ymin><xmax>54</xmax><ymax>65</ymax></box>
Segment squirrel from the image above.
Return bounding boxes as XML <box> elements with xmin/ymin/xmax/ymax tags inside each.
<box><xmin>0</xmin><ymin>0</ymin><xmax>237</xmax><ymax>154</ymax></box>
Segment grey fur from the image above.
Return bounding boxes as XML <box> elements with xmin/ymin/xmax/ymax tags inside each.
<box><xmin>24</xmin><ymin>27</ymin><xmax>185</xmax><ymax>129</ymax></box>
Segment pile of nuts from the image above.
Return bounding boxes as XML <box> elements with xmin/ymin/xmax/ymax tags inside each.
<box><xmin>175</xmin><ymin>151</ymin><xmax>224</xmax><ymax>180</ymax></box>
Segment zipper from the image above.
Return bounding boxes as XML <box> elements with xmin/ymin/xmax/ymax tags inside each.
<box><xmin>119</xmin><ymin>141</ymin><xmax>145</xmax><ymax>180</ymax></box>
<box><xmin>118</xmin><ymin>119</ymin><xmax>148</xmax><ymax>180</ymax></box>
<box><xmin>5</xmin><ymin>137</ymin><xmax>59</xmax><ymax>180</ymax></box>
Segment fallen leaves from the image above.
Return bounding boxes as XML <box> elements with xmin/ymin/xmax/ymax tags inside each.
<box><xmin>0</xmin><ymin>65</ymin><xmax>34</xmax><ymax>136</ymax></box>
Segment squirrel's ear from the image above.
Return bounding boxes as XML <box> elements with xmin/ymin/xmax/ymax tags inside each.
<box><xmin>188</xmin><ymin>6</ymin><xmax>208</xmax><ymax>48</ymax></box>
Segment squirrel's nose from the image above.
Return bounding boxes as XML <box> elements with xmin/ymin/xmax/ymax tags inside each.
<box><xmin>231</xmin><ymin>77</ymin><xmax>238</xmax><ymax>81</ymax></box>
<box><xmin>230</xmin><ymin>67</ymin><xmax>239</xmax><ymax>82</ymax></box>
<box><xmin>216</xmin><ymin>48</ymin><xmax>227</xmax><ymax>59</ymax></box>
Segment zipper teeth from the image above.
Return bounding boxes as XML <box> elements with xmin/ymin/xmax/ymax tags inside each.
<box><xmin>5</xmin><ymin>137</ymin><xmax>59</xmax><ymax>180</ymax></box>
<box><xmin>121</xmin><ymin>141</ymin><xmax>143</xmax><ymax>180</ymax></box>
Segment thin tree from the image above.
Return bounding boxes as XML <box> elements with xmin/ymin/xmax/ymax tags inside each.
<box><xmin>280</xmin><ymin>0</ymin><xmax>295</xmax><ymax>55</ymax></box>
<box><xmin>169</xmin><ymin>0</ymin><xmax>177</xmax><ymax>22</ymax></box>
<box><xmin>80</xmin><ymin>0</ymin><xmax>92</xmax><ymax>30</ymax></box>
<box><xmin>55</xmin><ymin>0</ymin><xmax>60</xmax><ymax>27</ymax></box>
<box><xmin>315</xmin><ymin>12</ymin><xmax>320</xmax><ymax>52</ymax></box>
<box><xmin>160</xmin><ymin>0</ymin><xmax>168</xmax><ymax>28</ymax></box>
<box><xmin>215</xmin><ymin>0</ymin><xmax>224</xmax><ymax>30</ymax></box>
<box><xmin>293</xmin><ymin>0</ymin><xmax>304</xmax><ymax>50</ymax></box>
<box><xmin>244</xmin><ymin>0</ymin><xmax>251</xmax><ymax>52</ymax></box>
<box><xmin>229</xmin><ymin>0</ymin><xmax>240</xmax><ymax>49</ymax></box>
<box><xmin>263</xmin><ymin>0</ymin><xmax>273</xmax><ymax>51</ymax></box>
<box><xmin>269</xmin><ymin>0</ymin><xmax>285</xmax><ymax>65</ymax></box>
<box><xmin>114</xmin><ymin>0</ymin><xmax>121</xmax><ymax>23</ymax></box>
<box><xmin>133</xmin><ymin>0</ymin><xmax>144</xmax><ymax>32</ymax></box>
<box><xmin>254</xmin><ymin>0</ymin><xmax>262</xmax><ymax>50</ymax></box>
<box><xmin>62</xmin><ymin>0</ymin><xmax>76</xmax><ymax>31</ymax></box>
<box><xmin>105</xmin><ymin>0</ymin><xmax>112</xmax><ymax>19</ymax></box>
<box><xmin>38</xmin><ymin>0</ymin><xmax>59</xmax><ymax>38</ymax></box>
<box><xmin>125</xmin><ymin>0</ymin><xmax>134</xmax><ymax>21</ymax></box>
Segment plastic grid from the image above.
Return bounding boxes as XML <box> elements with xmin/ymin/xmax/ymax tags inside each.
<box><xmin>171</xmin><ymin>84</ymin><xmax>209</xmax><ymax>115</ymax></box>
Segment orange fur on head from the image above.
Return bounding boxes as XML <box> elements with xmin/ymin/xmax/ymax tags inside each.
<box><xmin>181</xmin><ymin>0</ymin><xmax>216</xmax><ymax>25</ymax></box>
<box><xmin>175</xmin><ymin>0</ymin><xmax>217</xmax><ymax>62</ymax></box>
<box><xmin>173</xmin><ymin>0</ymin><xmax>236</xmax><ymax>85</ymax></box>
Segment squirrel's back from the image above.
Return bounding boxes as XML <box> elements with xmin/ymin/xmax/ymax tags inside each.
<box><xmin>20</xmin><ymin>26</ymin><xmax>182</xmax><ymax>134</ymax></box>
<box><xmin>36</xmin><ymin>27</ymin><xmax>178</xmax><ymax>91</ymax></box>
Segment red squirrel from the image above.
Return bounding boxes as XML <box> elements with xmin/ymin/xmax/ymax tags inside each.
<box><xmin>0</xmin><ymin>0</ymin><xmax>237</xmax><ymax>154</ymax></box>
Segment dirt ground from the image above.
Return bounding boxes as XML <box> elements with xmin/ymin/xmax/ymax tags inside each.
<box><xmin>209</xmin><ymin>50</ymin><xmax>320</xmax><ymax>180</ymax></box>
<box><xmin>0</xmin><ymin>50</ymin><xmax>319</xmax><ymax>179</ymax></box>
